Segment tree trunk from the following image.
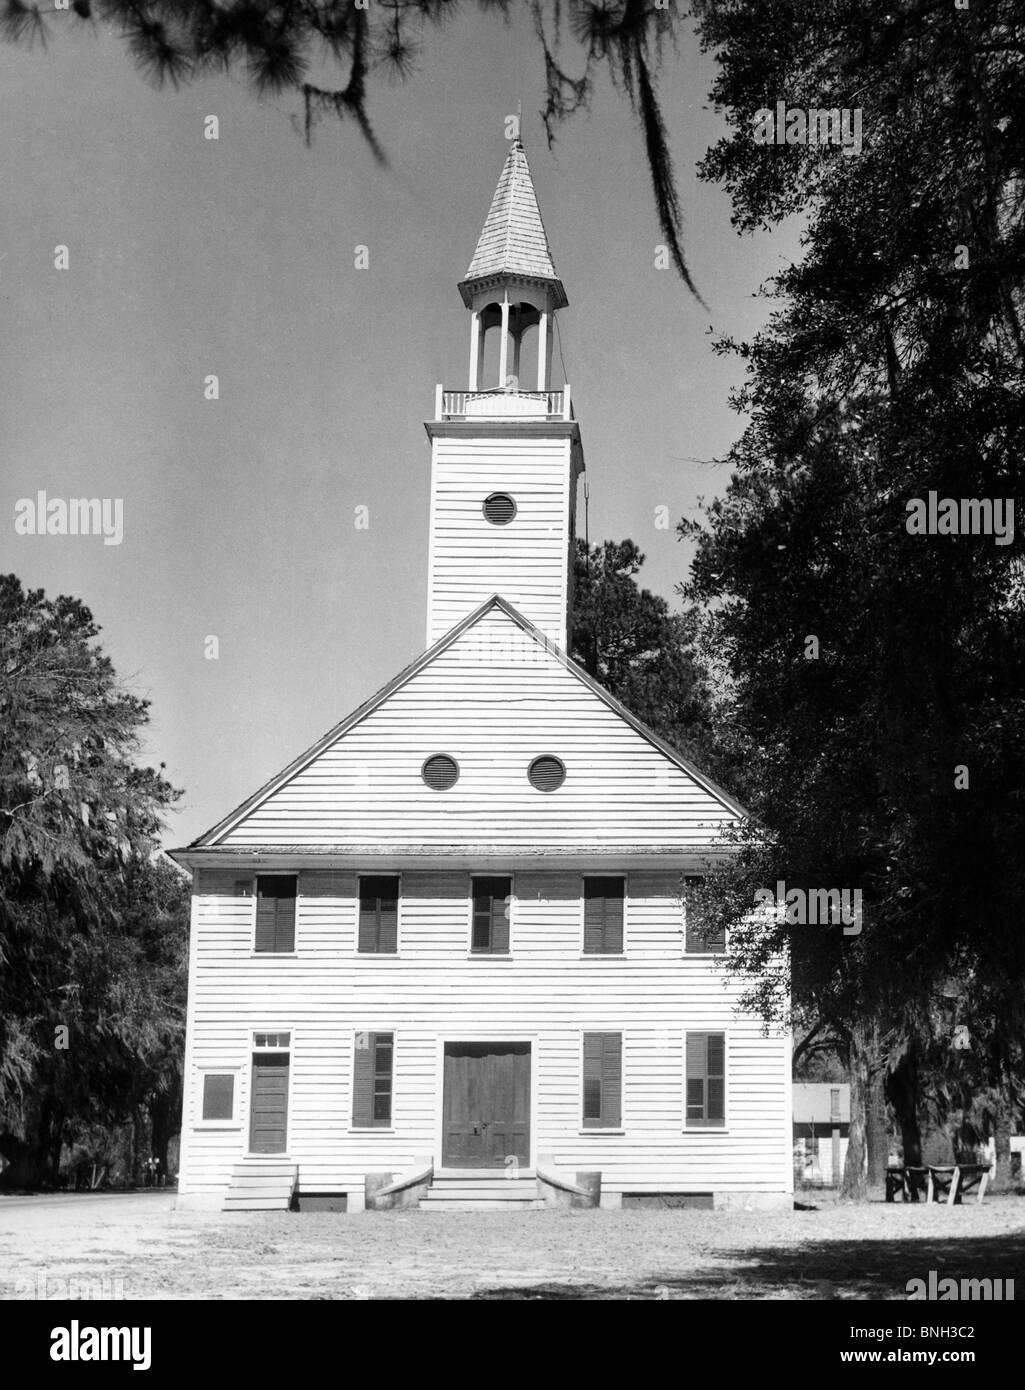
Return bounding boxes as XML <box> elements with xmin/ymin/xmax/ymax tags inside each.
<box><xmin>866</xmin><ymin>1069</ymin><xmax>888</xmax><ymax>1189</ymax></box>
<box><xmin>886</xmin><ymin>1049</ymin><xmax>922</xmax><ymax>1167</ymax></box>
<box><xmin>991</xmin><ymin>1103</ymin><xmax>1011</xmax><ymax>1192</ymax></box>
<box><xmin>148</xmin><ymin>1075</ymin><xmax>182</xmax><ymax>1182</ymax></box>
<box><xmin>841</xmin><ymin>1019</ymin><xmax>880</xmax><ymax>1200</ymax></box>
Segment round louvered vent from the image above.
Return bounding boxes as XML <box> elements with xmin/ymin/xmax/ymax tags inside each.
<box><xmin>422</xmin><ymin>754</ymin><xmax>459</xmax><ymax>790</ymax></box>
<box><xmin>483</xmin><ymin>492</ymin><xmax>517</xmax><ymax>525</ymax></box>
<box><xmin>528</xmin><ymin>755</ymin><xmax>566</xmax><ymax>792</ymax></box>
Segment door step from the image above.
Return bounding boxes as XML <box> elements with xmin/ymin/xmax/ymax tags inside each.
<box><xmin>222</xmin><ymin>1159</ymin><xmax>297</xmax><ymax>1212</ymax></box>
<box><xmin>421</xmin><ymin>1174</ymin><xmax>544</xmax><ymax>1212</ymax></box>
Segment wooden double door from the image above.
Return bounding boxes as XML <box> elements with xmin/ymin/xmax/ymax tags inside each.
<box><xmin>442</xmin><ymin>1042</ymin><xmax>530</xmax><ymax>1168</ymax></box>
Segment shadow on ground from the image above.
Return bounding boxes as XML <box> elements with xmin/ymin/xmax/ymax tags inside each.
<box><xmin>471</xmin><ymin>1230</ymin><xmax>1025</xmax><ymax>1300</ymax></box>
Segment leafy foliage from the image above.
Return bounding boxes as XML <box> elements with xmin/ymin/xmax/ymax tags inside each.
<box><xmin>0</xmin><ymin>0</ymin><xmax>701</xmax><ymax>296</ymax></box>
<box><xmin>681</xmin><ymin>0</ymin><xmax>1025</xmax><ymax>1192</ymax></box>
<box><xmin>0</xmin><ymin>576</ymin><xmax>187</xmax><ymax>1185</ymax></box>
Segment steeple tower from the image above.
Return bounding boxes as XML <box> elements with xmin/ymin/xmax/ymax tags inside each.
<box><xmin>458</xmin><ymin>137</ymin><xmax>567</xmax><ymax>392</ymax></box>
<box><xmin>425</xmin><ymin>140</ymin><xmax>584</xmax><ymax>652</ymax></box>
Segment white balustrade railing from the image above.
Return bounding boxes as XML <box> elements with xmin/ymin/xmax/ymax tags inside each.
<box><xmin>436</xmin><ymin>387</ymin><xmax>572</xmax><ymax>421</ymax></box>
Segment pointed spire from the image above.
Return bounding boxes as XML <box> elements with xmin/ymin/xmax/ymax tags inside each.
<box><xmin>459</xmin><ymin>139</ymin><xmax>568</xmax><ymax>309</ymax></box>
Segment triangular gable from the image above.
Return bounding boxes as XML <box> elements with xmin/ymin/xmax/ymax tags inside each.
<box><xmin>186</xmin><ymin>596</ymin><xmax>745</xmax><ymax>851</ymax></box>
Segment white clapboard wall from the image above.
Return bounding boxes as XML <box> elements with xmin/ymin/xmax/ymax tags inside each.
<box><xmin>205</xmin><ymin>601</ymin><xmax>739</xmax><ymax>850</ymax></box>
<box><xmin>178</xmin><ymin>871</ymin><xmax>792</xmax><ymax>1202</ymax></box>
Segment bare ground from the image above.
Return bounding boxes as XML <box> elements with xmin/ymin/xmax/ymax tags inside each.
<box><xmin>0</xmin><ymin>1190</ymin><xmax>1022</xmax><ymax>1300</ymax></box>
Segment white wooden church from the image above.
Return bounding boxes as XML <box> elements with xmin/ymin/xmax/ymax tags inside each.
<box><xmin>171</xmin><ymin>140</ymin><xmax>792</xmax><ymax>1212</ymax></box>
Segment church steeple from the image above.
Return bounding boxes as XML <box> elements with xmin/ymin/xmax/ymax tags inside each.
<box><xmin>425</xmin><ymin>139</ymin><xmax>584</xmax><ymax>654</ymax></box>
<box><xmin>458</xmin><ymin>138</ymin><xmax>567</xmax><ymax>393</ymax></box>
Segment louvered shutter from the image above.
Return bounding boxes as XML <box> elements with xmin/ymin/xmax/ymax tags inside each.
<box><xmin>255</xmin><ymin>876</ymin><xmax>296</xmax><ymax>953</ymax></box>
<box><xmin>373</xmin><ymin>1034</ymin><xmax>393</xmax><ymax>1124</ymax></box>
<box><xmin>685</xmin><ymin>876</ymin><xmax>725</xmax><ymax>953</ymax></box>
<box><xmin>352</xmin><ymin>1032</ymin><xmax>375</xmax><ymax>1127</ymax></box>
<box><xmin>471</xmin><ymin>877</ymin><xmax>510</xmax><ymax>954</ymax></box>
<box><xmin>707</xmin><ymin>1033</ymin><xmax>726</xmax><ymax>1124</ymax></box>
<box><xmin>686</xmin><ymin>1032</ymin><xmax>725</xmax><ymax>1127</ymax></box>
<box><xmin>583</xmin><ymin>1032</ymin><xmax>622</xmax><ymax>1128</ymax></box>
<box><xmin>584</xmin><ymin>878</ymin><xmax>624</xmax><ymax>954</ymax></box>
<box><xmin>359</xmin><ymin>876</ymin><xmax>399</xmax><ymax>953</ymax></box>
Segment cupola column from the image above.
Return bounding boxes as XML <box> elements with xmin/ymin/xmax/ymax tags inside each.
<box><xmin>498</xmin><ymin>297</ymin><xmax>510</xmax><ymax>386</ymax></box>
<box><xmin>536</xmin><ymin>309</ymin><xmax>550</xmax><ymax>391</ymax></box>
<box><xmin>468</xmin><ymin>310</ymin><xmax>483</xmax><ymax>390</ymax></box>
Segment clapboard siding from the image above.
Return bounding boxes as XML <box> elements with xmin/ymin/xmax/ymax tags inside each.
<box><xmin>178</xmin><ymin>871</ymin><xmax>792</xmax><ymax>1198</ymax></box>
<box><xmin>427</xmin><ymin>436</ymin><xmax>573</xmax><ymax>649</ymax></box>
<box><xmin>213</xmin><ymin>607</ymin><xmax>737</xmax><ymax>848</ymax></box>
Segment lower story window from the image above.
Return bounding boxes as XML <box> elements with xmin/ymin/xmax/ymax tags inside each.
<box><xmin>201</xmin><ymin>1073</ymin><xmax>236</xmax><ymax>1122</ymax></box>
<box><xmin>582</xmin><ymin>1032</ymin><xmax>622</xmax><ymax>1128</ymax></box>
<box><xmin>352</xmin><ymin>1031</ymin><xmax>394</xmax><ymax>1127</ymax></box>
<box><xmin>686</xmin><ymin>1032</ymin><xmax>726</xmax><ymax>1127</ymax></box>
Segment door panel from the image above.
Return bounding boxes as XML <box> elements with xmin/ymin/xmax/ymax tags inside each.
<box><xmin>442</xmin><ymin>1043</ymin><xmax>530</xmax><ymax>1168</ymax></box>
<box><xmin>249</xmin><ymin>1053</ymin><xmax>289</xmax><ymax>1153</ymax></box>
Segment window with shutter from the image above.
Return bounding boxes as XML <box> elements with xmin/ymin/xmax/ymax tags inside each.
<box><xmin>582</xmin><ymin>1032</ymin><xmax>622</xmax><ymax>1128</ymax></box>
<box><xmin>470</xmin><ymin>877</ymin><xmax>511</xmax><ymax>954</ymax></box>
<box><xmin>684</xmin><ymin>876</ymin><xmax>726</xmax><ymax>953</ymax></box>
<box><xmin>352</xmin><ymin>1031</ymin><xmax>394</xmax><ymax>1128</ymax></box>
<box><xmin>254</xmin><ymin>875</ymin><xmax>297</xmax><ymax>953</ymax></box>
<box><xmin>583</xmin><ymin>877</ymin><xmax>624</xmax><ymax>954</ymax></box>
<box><xmin>358</xmin><ymin>876</ymin><xmax>399</xmax><ymax>953</ymax></box>
<box><xmin>201</xmin><ymin>1073</ymin><xmax>235</xmax><ymax>1122</ymax></box>
<box><xmin>685</xmin><ymin>1032</ymin><xmax>726</xmax><ymax>1127</ymax></box>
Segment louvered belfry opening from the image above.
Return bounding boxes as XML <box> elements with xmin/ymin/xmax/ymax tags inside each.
<box><xmin>528</xmin><ymin>755</ymin><xmax>566</xmax><ymax>792</ymax></box>
<box><xmin>482</xmin><ymin>492</ymin><xmax>516</xmax><ymax>525</ymax></box>
<box><xmin>422</xmin><ymin>753</ymin><xmax>459</xmax><ymax>790</ymax></box>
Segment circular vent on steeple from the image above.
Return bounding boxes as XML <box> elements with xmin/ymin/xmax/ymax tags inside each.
<box><xmin>422</xmin><ymin>754</ymin><xmax>459</xmax><ymax>790</ymax></box>
<box><xmin>483</xmin><ymin>492</ymin><xmax>517</xmax><ymax>525</ymax></box>
<box><xmin>528</xmin><ymin>755</ymin><xmax>566</xmax><ymax>792</ymax></box>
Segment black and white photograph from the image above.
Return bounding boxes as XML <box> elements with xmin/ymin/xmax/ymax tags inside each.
<box><xmin>1</xmin><ymin>0</ymin><xmax>1022</xmax><ymax>1358</ymax></box>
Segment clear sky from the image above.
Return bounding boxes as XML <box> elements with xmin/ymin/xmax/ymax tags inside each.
<box><xmin>0</xmin><ymin>8</ymin><xmax>800</xmax><ymax>847</ymax></box>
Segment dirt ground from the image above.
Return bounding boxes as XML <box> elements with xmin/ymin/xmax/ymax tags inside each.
<box><xmin>0</xmin><ymin>1190</ymin><xmax>1022</xmax><ymax>1300</ymax></box>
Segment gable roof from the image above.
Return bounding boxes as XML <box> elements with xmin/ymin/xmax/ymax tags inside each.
<box><xmin>459</xmin><ymin>139</ymin><xmax>568</xmax><ymax>308</ymax></box>
<box><xmin>178</xmin><ymin>596</ymin><xmax>746</xmax><ymax>854</ymax></box>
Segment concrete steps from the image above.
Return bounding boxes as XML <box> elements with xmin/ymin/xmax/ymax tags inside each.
<box><xmin>420</xmin><ymin>1171</ymin><xmax>544</xmax><ymax>1212</ymax></box>
<box><xmin>222</xmin><ymin>1159</ymin><xmax>298</xmax><ymax>1212</ymax></box>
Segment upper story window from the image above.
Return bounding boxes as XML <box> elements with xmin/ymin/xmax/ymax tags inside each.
<box><xmin>471</xmin><ymin>876</ymin><xmax>511</xmax><ymax>955</ymax></box>
<box><xmin>358</xmin><ymin>875</ymin><xmax>399</xmax><ymax>954</ymax></box>
<box><xmin>583</xmin><ymin>877</ymin><xmax>624</xmax><ymax>955</ymax></box>
<box><xmin>684</xmin><ymin>875</ymin><xmax>726</xmax><ymax>954</ymax></box>
<box><xmin>254</xmin><ymin>875</ymin><xmax>296</xmax><ymax>953</ymax></box>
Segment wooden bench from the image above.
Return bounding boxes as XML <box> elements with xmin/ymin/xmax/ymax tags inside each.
<box><xmin>886</xmin><ymin>1163</ymin><xmax>990</xmax><ymax>1205</ymax></box>
<box><xmin>886</xmin><ymin>1164</ymin><xmax>929</xmax><ymax>1202</ymax></box>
